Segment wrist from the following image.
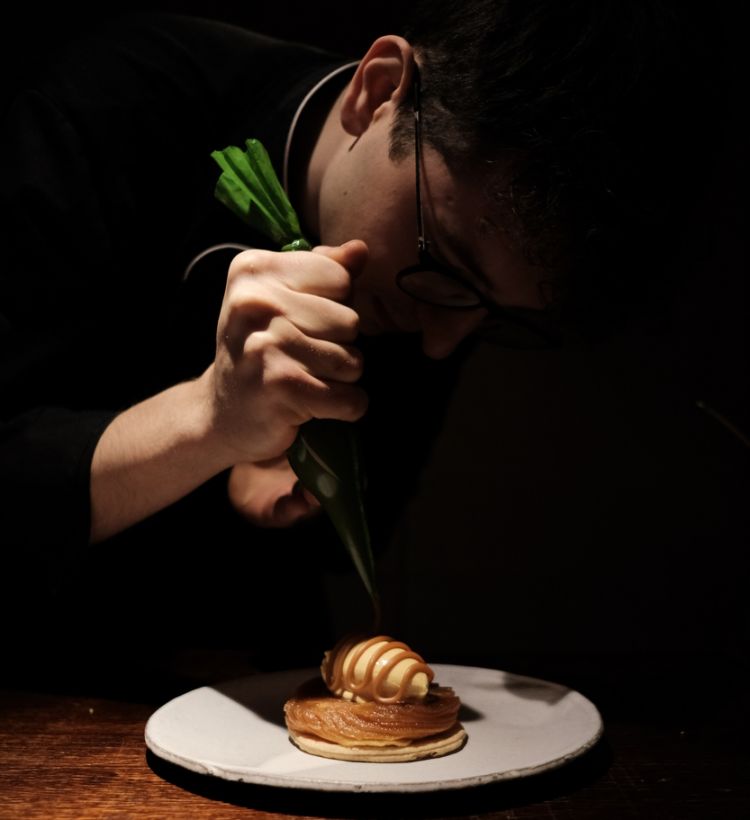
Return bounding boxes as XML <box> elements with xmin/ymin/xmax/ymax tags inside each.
<box><xmin>184</xmin><ymin>366</ymin><xmax>238</xmax><ymax>475</ymax></box>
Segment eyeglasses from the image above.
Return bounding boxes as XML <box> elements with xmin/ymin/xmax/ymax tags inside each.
<box><xmin>395</xmin><ymin>71</ymin><xmax>563</xmax><ymax>350</ymax></box>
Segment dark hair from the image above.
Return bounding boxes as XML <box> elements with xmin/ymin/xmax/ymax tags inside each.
<box><xmin>391</xmin><ymin>0</ymin><xmax>722</xmax><ymax>335</ymax></box>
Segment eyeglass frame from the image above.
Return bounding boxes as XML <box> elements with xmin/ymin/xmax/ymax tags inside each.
<box><xmin>394</xmin><ymin>68</ymin><xmax>563</xmax><ymax>350</ymax></box>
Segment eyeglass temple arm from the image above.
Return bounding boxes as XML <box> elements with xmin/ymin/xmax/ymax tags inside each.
<box><xmin>413</xmin><ymin>70</ymin><xmax>429</xmax><ymax>256</ymax></box>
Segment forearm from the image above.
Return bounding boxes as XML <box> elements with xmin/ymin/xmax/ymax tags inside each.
<box><xmin>89</xmin><ymin>368</ymin><xmax>232</xmax><ymax>543</ymax></box>
<box><xmin>90</xmin><ymin>244</ymin><xmax>369</xmax><ymax>543</ymax></box>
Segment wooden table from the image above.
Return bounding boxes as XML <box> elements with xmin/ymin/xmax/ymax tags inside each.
<box><xmin>1</xmin><ymin>651</ymin><xmax>748</xmax><ymax>819</ymax></box>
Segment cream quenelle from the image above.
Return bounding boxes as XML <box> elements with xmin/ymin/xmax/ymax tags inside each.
<box><xmin>321</xmin><ymin>634</ymin><xmax>433</xmax><ymax>704</ymax></box>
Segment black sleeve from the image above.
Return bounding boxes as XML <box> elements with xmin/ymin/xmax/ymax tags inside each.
<box><xmin>0</xmin><ymin>83</ymin><xmax>121</xmax><ymax>554</ymax></box>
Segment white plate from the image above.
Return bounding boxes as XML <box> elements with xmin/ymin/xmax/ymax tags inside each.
<box><xmin>145</xmin><ymin>664</ymin><xmax>602</xmax><ymax>793</ymax></box>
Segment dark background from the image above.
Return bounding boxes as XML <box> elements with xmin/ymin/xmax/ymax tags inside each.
<box><xmin>0</xmin><ymin>1</ymin><xmax>402</xmax><ymax>100</ymax></box>
<box><xmin>1</xmin><ymin>2</ymin><xmax>745</xmax><ymax>683</ymax></box>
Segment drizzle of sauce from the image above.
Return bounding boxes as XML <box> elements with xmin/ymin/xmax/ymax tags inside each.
<box><xmin>322</xmin><ymin>635</ymin><xmax>434</xmax><ymax>704</ymax></box>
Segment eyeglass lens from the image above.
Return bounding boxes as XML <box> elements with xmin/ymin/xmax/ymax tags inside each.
<box><xmin>397</xmin><ymin>268</ymin><xmax>483</xmax><ymax>308</ymax></box>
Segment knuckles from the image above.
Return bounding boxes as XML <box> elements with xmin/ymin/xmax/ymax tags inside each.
<box><xmin>225</xmin><ymin>293</ymin><xmax>278</xmax><ymax>328</ymax></box>
<box><xmin>335</xmin><ymin>348</ymin><xmax>364</xmax><ymax>381</ymax></box>
<box><xmin>336</xmin><ymin>306</ymin><xmax>361</xmax><ymax>340</ymax></box>
<box><xmin>263</xmin><ymin>356</ymin><xmax>306</xmax><ymax>391</ymax></box>
<box><xmin>228</xmin><ymin>247</ymin><xmax>353</xmax><ymax>301</ymax></box>
<box><xmin>315</xmin><ymin>258</ymin><xmax>352</xmax><ymax>299</ymax></box>
<box><xmin>227</xmin><ymin>248</ymin><xmax>276</xmax><ymax>280</ymax></box>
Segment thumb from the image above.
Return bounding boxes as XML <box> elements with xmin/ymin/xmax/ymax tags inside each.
<box><xmin>313</xmin><ymin>239</ymin><xmax>369</xmax><ymax>279</ymax></box>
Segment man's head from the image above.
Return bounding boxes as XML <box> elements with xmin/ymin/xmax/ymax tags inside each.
<box><xmin>305</xmin><ymin>34</ymin><xmax>535</xmax><ymax>358</ymax></box>
<box><xmin>307</xmin><ymin>0</ymin><xmax>714</xmax><ymax>353</ymax></box>
<box><xmin>390</xmin><ymin>0</ymin><xmax>716</xmax><ymax>334</ymax></box>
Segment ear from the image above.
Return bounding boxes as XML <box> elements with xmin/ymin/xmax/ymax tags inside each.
<box><xmin>340</xmin><ymin>36</ymin><xmax>415</xmax><ymax>137</ymax></box>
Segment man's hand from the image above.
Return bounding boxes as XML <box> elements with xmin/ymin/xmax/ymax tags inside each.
<box><xmin>228</xmin><ymin>457</ymin><xmax>320</xmax><ymax>527</ymax></box>
<box><xmin>89</xmin><ymin>240</ymin><xmax>367</xmax><ymax>543</ymax></box>
<box><xmin>205</xmin><ymin>240</ymin><xmax>369</xmax><ymax>465</ymax></box>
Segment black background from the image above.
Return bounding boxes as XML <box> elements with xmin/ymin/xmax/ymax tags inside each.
<box><xmin>1</xmin><ymin>1</ymin><xmax>745</xmax><ymax>682</ymax></box>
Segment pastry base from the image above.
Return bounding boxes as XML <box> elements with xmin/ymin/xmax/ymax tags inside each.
<box><xmin>288</xmin><ymin>723</ymin><xmax>467</xmax><ymax>763</ymax></box>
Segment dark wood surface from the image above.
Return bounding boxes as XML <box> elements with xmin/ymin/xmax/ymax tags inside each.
<box><xmin>1</xmin><ymin>651</ymin><xmax>748</xmax><ymax>819</ymax></box>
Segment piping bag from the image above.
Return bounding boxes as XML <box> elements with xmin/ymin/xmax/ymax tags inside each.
<box><xmin>211</xmin><ymin>139</ymin><xmax>380</xmax><ymax>620</ymax></box>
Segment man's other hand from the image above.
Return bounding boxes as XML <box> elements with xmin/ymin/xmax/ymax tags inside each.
<box><xmin>227</xmin><ymin>457</ymin><xmax>320</xmax><ymax>528</ymax></box>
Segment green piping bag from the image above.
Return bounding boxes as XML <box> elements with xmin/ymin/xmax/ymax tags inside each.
<box><xmin>211</xmin><ymin>139</ymin><xmax>379</xmax><ymax>611</ymax></box>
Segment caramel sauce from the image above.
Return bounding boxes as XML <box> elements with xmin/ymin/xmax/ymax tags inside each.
<box><xmin>284</xmin><ymin>678</ymin><xmax>461</xmax><ymax>746</ymax></box>
<box><xmin>322</xmin><ymin>634</ymin><xmax>435</xmax><ymax>704</ymax></box>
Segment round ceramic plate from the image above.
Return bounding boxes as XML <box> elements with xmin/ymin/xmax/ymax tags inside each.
<box><xmin>145</xmin><ymin>664</ymin><xmax>602</xmax><ymax>793</ymax></box>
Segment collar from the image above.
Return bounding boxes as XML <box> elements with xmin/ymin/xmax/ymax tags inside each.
<box><xmin>282</xmin><ymin>61</ymin><xmax>358</xmax><ymax>193</ymax></box>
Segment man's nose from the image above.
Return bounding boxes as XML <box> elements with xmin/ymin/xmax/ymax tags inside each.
<box><xmin>417</xmin><ymin>304</ymin><xmax>488</xmax><ymax>359</ymax></box>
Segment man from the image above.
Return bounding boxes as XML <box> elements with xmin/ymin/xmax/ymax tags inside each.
<box><xmin>89</xmin><ymin>23</ymin><xmax>560</xmax><ymax>540</ymax></box>
<box><xmin>0</xmin><ymin>2</ymin><xmax>719</xmax><ymax>671</ymax></box>
<box><xmin>88</xmin><ymin>1</ymin><xmax>709</xmax><ymax>539</ymax></box>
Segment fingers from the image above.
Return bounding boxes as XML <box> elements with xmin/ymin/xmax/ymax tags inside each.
<box><xmin>296</xmin><ymin>378</ymin><xmax>369</xmax><ymax>423</ymax></box>
<box><xmin>275</xmin><ymin>328</ymin><xmax>364</xmax><ymax>383</ymax></box>
<box><xmin>224</xmin><ymin>243</ymin><xmax>365</xmax><ymax>343</ymax></box>
<box><xmin>235</xmin><ymin>313</ymin><xmax>363</xmax><ymax>384</ymax></box>
<box><xmin>223</xmin><ymin>242</ymin><xmax>367</xmax><ymax>404</ymax></box>
<box><xmin>211</xmin><ymin>242</ymin><xmax>369</xmax><ymax>464</ymax></box>
<box><xmin>226</xmin><ymin>281</ymin><xmax>360</xmax><ymax>343</ymax></box>
<box><xmin>269</xmin><ymin>481</ymin><xmax>321</xmax><ymax>528</ymax></box>
<box><xmin>234</xmin><ymin>327</ymin><xmax>369</xmax><ymax>422</ymax></box>
<box><xmin>312</xmin><ymin>239</ymin><xmax>369</xmax><ymax>281</ymax></box>
<box><xmin>253</xmin><ymin>356</ymin><xmax>368</xmax><ymax>424</ymax></box>
<box><xmin>228</xmin><ymin>239</ymin><xmax>368</xmax><ymax>301</ymax></box>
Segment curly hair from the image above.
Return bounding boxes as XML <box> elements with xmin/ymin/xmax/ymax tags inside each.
<box><xmin>390</xmin><ymin>0</ymin><xmax>721</xmax><ymax>335</ymax></box>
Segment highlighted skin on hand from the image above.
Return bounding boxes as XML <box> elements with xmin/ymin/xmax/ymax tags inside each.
<box><xmin>207</xmin><ymin>240</ymin><xmax>369</xmax><ymax>466</ymax></box>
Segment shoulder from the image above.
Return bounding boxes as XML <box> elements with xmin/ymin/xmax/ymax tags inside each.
<box><xmin>5</xmin><ymin>12</ymin><xmax>343</xmax><ymax>123</ymax></box>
